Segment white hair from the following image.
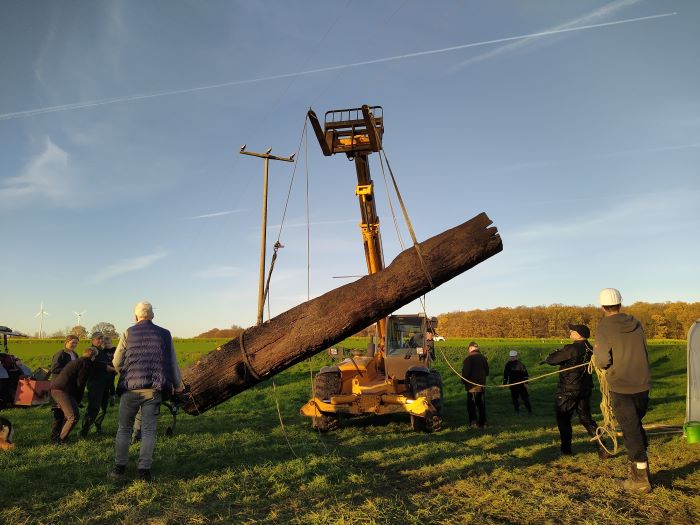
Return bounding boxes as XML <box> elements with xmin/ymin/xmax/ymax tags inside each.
<box><xmin>134</xmin><ymin>301</ymin><xmax>154</xmax><ymax>320</ymax></box>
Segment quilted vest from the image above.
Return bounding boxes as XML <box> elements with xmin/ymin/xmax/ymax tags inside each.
<box><xmin>117</xmin><ymin>320</ymin><xmax>174</xmax><ymax>393</ymax></box>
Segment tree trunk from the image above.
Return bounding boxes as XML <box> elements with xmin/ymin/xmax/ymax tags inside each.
<box><xmin>181</xmin><ymin>212</ymin><xmax>502</xmax><ymax>415</ymax></box>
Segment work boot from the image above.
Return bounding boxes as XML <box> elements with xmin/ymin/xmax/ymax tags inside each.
<box><xmin>80</xmin><ymin>417</ymin><xmax>93</xmax><ymax>437</ymax></box>
<box><xmin>618</xmin><ymin>462</ymin><xmax>652</xmax><ymax>493</ymax></box>
<box><xmin>108</xmin><ymin>464</ymin><xmax>126</xmax><ymax>480</ymax></box>
<box><xmin>137</xmin><ymin>469</ymin><xmax>152</xmax><ymax>482</ymax></box>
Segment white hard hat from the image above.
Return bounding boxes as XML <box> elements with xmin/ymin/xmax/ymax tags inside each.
<box><xmin>509</xmin><ymin>350</ymin><xmax>518</xmax><ymax>357</ymax></box>
<box><xmin>599</xmin><ymin>288</ymin><xmax>622</xmax><ymax>306</ymax></box>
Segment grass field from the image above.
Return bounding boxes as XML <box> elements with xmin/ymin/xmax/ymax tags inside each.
<box><xmin>1</xmin><ymin>338</ymin><xmax>698</xmax><ymax>525</ymax></box>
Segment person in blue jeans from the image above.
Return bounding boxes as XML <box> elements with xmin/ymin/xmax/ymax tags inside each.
<box><xmin>109</xmin><ymin>301</ymin><xmax>184</xmax><ymax>482</ymax></box>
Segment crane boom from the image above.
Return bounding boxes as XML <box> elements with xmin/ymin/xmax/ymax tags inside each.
<box><xmin>308</xmin><ymin>105</ymin><xmax>387</xmax><ymax>347</ymax></box>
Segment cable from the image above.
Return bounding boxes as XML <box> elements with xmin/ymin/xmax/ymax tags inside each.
<box><xmin>271</xmin><ymin>380</ymin><xmax>300</xmax><ymax>459</ymax></box>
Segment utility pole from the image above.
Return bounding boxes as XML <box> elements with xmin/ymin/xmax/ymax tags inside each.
<box><xmin>240</xmin><ymin>145</ymin><xmax>295</xmax><ymax>326</ymax></box>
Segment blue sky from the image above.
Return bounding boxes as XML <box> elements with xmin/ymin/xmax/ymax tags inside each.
<box><xmin>1</xmin><ymin>1</ymin><xmax>698</xmax><ymax>338</ymax></box>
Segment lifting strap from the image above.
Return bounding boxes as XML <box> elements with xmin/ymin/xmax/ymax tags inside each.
<box><xmin>380</xmin><ymin>149</ymin><xmax>435</xmax><ymax>289</ymax></box>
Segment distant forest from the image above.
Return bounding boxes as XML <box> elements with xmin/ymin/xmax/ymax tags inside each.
<box><xmin>196</xmin><ymin>302</ymin><xmax>700</xmax><ymax>341</ymax></box>
<box><xmin>436</xmin><ymin>302</ymin><xmax>700</xmax><ymax>340</ymax></box>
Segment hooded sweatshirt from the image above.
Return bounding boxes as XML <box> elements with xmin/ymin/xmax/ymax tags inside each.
<box><xmin>593</xmin><ymin>313</ymin><xmax>650</xmax><ymax>394</ymax></box>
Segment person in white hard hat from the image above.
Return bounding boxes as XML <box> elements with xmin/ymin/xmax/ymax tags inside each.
<box><xmin>593</xmin><ymin>288</ymin><xmax>652</xmax><ymax>493</ymax></box>
<box><xmin>502</xmin><ymin>350</ymin><xmax>531</xmax><ymax>414</ymax></box>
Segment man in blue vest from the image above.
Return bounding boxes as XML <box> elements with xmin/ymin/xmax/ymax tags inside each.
<box><xmin>109</xmin><ymin>301</ymin><xmax>184</xmax><ymax>481</ymax></box>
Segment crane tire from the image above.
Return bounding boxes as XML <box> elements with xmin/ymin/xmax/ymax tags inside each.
<box><xmin>312</xmin><ymin>370</ymin><xmax>341</xmax><ymax>432</ymax></box>
<box><xmin>408</xmin><ymin>370</ymin><xmax>443</xmax><ymax>433</ymax></box>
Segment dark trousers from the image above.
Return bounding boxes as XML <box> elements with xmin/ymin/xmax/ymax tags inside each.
<box><xmin>51</xmin><ymin>389</ymin><xmax>79</xmax><ymax>442</ymax></box>
<box><xmin>555</xmin><ymin>390</ymin><xmax>598</xmax><ymax>453</ymax></box>
<box><xmin>611</xmin><ymin>390</ymin><xmax>649</xmax><ymax>462</ymax></box>
<box><xmin>51</xmin><ymin>406</ymin><xmax>64</xmax><ymax>442</ymax></box>
<box><xmin>83</xmin><ymin>379</ymin><xmax>110</xmax><ymax>433</ymax></box>
<box><xmin>467</xmin><ymin>390</ymin><xmax>486</xmax><ymax>427</ymax></box>
<box><xmin>509</xmin><ymin>385</ymin><xmax>531</xmax><ymax>413</ymax></box>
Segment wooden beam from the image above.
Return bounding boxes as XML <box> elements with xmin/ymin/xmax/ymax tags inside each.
<box><xmin>181</xmin><ymin>212</ymin><xmax>503</xmax><ymax>415</ymax></box>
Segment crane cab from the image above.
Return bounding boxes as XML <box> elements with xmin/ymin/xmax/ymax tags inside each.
<box><xmin>384</xmin><ymin>314</ymin><xmax>437</xmax><ymax>381</ymax></box>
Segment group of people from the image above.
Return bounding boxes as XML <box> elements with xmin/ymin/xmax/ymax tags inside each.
<box><xmin>49</xmin><ymin>332</ymin><xmax>116</xmax><ymax>443</ymax></box>
<box><xmin>48</xmin><ymin>301</ymin><xmax>184</xmax><ymax>482</ymax></box>
<box><xmin>44</xmin><ymin>290</ymin><xmax>651</xmax><ymax>493</ymax></box>
<box><xmin>459</xmin><ymin>288</ymin><xmax>652</xmax><ymax>493</ymax></box>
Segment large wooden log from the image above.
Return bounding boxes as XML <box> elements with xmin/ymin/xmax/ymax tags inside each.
<box><xmin>181</xmin><ymin>212</ymin><xmax>502</xmax><ymax>415</ymax></box>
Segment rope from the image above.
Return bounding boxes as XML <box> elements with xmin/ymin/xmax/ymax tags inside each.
<box><xmin>262</xmin><ymin>118</ymin><xmax>309</xmax><ymax>316</ymax></box>
<box><xmin>436</xmin><ymin>346</ymin><xmax>590</xmax><ymax>388</ymax></box>
<box><xmin>436</xmin><ymin>346</ymin><xmax>621</xmax><ymax>454</ymax></box>
<box><xmin>589</xmin><ymin>359</ymin><xmax>619</xmax><ymax>455</ymax></box>
<box><xmin>271</xmin><ymin>380</ymin><xmax>300</xmax><ymax>459</ymax></box>
<box><xmin>238</xmin><ymin>330</ymin><xmax>262</xmax><ymax>381</ymax></box>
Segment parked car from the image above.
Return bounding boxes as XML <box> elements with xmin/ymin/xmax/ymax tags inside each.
<box><xmin>434</xmin><ymin>335</ymin><xmax>446</xmax><ymax>342</ymax></box>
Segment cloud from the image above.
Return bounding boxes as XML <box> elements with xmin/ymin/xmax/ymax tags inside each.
<box><xmin>194</xmin><ymin>265</ymin><xmax>242</xmax><ymax>279</ymax></box>
<box><xmin>90</xmin><ymin>250</ymin><xmax>169</xmax><ymax>283</ymax></box>
<box><xmin>451</xmin><ymin>0</ymin><xmax>646</xmax><ymax>70</ymax></box>
<box><xmin>512</xmin><ymin>187</ymin><xmax>699</xmax><ymax>242</ymax></box>
<box><xmin>0</xmin><ymin>137</ymin><xmax>77</xmax><ymax>205</ymax></box>
<box><xmin>0</xmin><ymin>10</ymin><xmax>674</xmax><ymax>121</ymax></box>
<box><xmin>191</xmin><ymin>209</ymin><xmax>244</xmax><ymax>219</ymax></box>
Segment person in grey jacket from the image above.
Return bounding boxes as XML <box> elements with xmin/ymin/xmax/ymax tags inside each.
<box><xmin>593</xmin><ymin>288</ymin><xmax>652</xmax><ymax>493</ymax></box>
<box><xmin>109</xmin><ymin>301</ymin><xmax>184</xmax><ymax>482</ymax></box>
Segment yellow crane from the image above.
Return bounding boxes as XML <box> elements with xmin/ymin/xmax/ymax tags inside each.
<box><xmin>299</xmin><ymin>105</ymin><xmax>443</xmax><ymax>432</ymax></box>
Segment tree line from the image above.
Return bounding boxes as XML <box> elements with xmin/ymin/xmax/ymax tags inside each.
<box><xmin>41</xmin><ymin>322</ymin><xmax>120</xmax><ymax>340</ymax></box>
<box><xmin>436</xmin><ymin>302</ymin><xmax>700</xmax><ymax>340</ymax></box>
<box><xmin>197</xmin><ymin>303</ymin><xmax>699</xmax><ymax>341</ymax></box>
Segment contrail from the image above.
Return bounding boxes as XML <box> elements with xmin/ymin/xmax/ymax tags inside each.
<box><xmin>0</xmin><ymin>12</ymin><xmax>676</xmax><ymax>122</ymax></box>
<box><xmin>190</xmin><ymin>209</ymin><xmax>243</xmax><ymax>219</ymax></box>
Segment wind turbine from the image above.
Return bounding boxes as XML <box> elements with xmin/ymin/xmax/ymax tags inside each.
<box><xmin>74</xmin><ymin>310</ymin><xmax>86</xmax><ymax>328</ymax></box>
<box><xmin>34</xmin><ymin>301</ymin><xmax>49</xmax><ymax>338</ymax></box>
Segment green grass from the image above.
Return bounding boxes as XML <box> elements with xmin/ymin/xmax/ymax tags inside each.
<box><xmin>1</xmin><ymin>338</ymin><xmax>698</xmax><ymax>524</ymax></box>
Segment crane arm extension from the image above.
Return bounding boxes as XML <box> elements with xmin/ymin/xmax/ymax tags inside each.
<box><xmin>180</xmin><ymin>212</ymin><xmax>503</xmax><ymax>415</ymax></box>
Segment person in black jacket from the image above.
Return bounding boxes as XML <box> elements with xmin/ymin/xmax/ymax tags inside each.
<box><xmin>461</xmin><ymin>342</ymin><xmax>489</xmax><ymax>428</ymax></box>
<box><xmin>103</xmin><ymin>336</ymin><xmax>118</xmax><ymax>406</ymax></box>
<box><xmin>81</xmin><ymin>332</ymin><xmax>116</xmax><ymax>436</ymax></box>
<box><xmin>503</xmin><ymin>350</ymin><xmax>532</xmax><ymax>414</ymax></box>
<box><xmin>49</xmin><ymin>335</ymin><xmax>80</xmax><ymax>443</ymax></box>
<box><xmin>50</xmin><ymin>347</ymin><xmax>97</xmax><ymax>444</ymax></box>
<box><xmin>544</xmin><ymin>324</ymin><xmax>608</xmax><ymax>458</ymax></box>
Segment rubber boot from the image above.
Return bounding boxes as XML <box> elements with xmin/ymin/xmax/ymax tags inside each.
<box><xmin>618</xmin><ymin>462</ymin><xmax>652</xmax><ymax>493</ymax></box>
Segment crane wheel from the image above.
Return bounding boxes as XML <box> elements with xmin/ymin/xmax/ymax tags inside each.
<box><xmin>312</xmin><ymin>369</ymin><xmax>341</xmax><ymax>432</ymax></box>
<box><xmin>408</xmin><ymin>371</ymin><xmax>443</xmax><ymax>433</ymax></box>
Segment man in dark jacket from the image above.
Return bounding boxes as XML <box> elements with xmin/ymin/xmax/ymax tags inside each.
<box><xmin>81</xmin><ymin>332</ymin><xmax>115</xmax><ymax>436</ymax></box>
<box><xmin>109</xmin><ymin>301</ymin><xmax>184</xmax><ymax>482</ymax></box>
<box><xmin>544</xmin><ymin>323</ymin><xmax>607</xmax><ymax>458</ymax></box>
<box><xmin>503</xmin><ymin>350</ymin><xmax>531</xmax><ymax>414</ymax></box>
<box><xmin>461</xmin><ymin>342</ymin><xmax>489</xmax><ymax>428</ymax></box>
<box><xmin>50</xmin><ymin>347</ymin><xmax>97</xmax><ymax>444</ymax></box>
<box><xmin>593</xmin><ymin>288</ymin><xmax>652</xmax><ymax>493</ymax></box>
